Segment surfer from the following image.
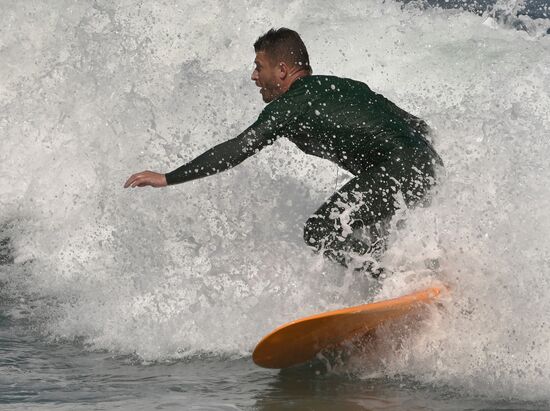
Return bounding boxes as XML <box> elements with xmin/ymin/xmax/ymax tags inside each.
<box><xmin>124</xmin><ymin>28</ymin><xmax>443</xmax><ymax>275</ymax></box>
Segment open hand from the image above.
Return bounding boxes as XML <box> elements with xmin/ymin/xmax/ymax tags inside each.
<box><xmin>124</xmin><ymin>170</ymin><xmax>167</xmax><ymax>188</ymax></box>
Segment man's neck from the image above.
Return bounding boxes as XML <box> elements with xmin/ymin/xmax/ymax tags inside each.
<box><xmin>282</xmin><ymin>69</ymin><xmax>310</xmax><ymax>94</ymax></box>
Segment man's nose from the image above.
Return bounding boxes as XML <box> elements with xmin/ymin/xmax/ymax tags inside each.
<box><xmin>251</xmin><ymin>70</ymin><xmax>258</xmax><ymax>82</ymax></box>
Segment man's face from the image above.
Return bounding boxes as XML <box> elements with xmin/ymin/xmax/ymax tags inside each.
<box><xmin>251</xmin><ymin>51</ymin><xmax>281</xmax><ymax>103</ymax></box>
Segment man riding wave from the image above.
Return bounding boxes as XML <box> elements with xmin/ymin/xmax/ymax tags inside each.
<box><xmin>124</xmin><ymin>28</ymin><xmax>443</xmax><ymax>275</ymax></box>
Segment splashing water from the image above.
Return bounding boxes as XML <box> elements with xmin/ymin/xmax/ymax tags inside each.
<box><xmin>1</xmin><ymin>0</ymin><xmax>549</xmax><ymax>402</ymax></box>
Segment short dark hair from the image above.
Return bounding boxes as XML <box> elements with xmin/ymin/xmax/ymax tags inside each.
<box><xmin>254</xmin><ymin>28</ymin><xmax>312</xmax><ymax>74</ymax></box>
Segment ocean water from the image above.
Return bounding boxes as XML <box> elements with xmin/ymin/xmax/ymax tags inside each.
<box><xmin>1</xmin><ymin>0</ymin><xmax>550</xmax><ymax>409</ymax></box>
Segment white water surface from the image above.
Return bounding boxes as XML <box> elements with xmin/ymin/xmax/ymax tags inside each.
<box><xmin>1</xmin><ymin>0</ymin><xmax>550</xmax><ymax>404</ymax></box>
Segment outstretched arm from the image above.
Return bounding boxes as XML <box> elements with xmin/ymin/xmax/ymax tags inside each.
<box><xmin>124</xmin><ymin>119</ymin><xmax>277</xmax><ymax>188</ymax></box>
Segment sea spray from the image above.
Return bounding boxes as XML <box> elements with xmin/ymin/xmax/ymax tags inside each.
<box><xmin>1</xmin><ymin>0</ymin><xmax>549</xmax><ymax>401</ymax></box>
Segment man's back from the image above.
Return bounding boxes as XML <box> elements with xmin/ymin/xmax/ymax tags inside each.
<box><xmin>258</xmin><ymin>75</ymin><xmax>441</xmax><ymax>175</ymax></box>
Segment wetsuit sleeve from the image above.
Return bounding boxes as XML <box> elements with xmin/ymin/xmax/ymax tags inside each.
<box><xmin>164</xmin><ymin>114</ymin><xmax>280</xmax><ymax>185</ymax></box>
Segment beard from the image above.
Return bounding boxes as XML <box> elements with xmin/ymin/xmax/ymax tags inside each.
<box><xmin>260</xmin><ymin>89</ymin><xmax>273</xmax><ymax>103</ymax></box>
<box><xmin>260</xmin><ymin>85</ymin><xmax>280</xmax><ymax>103</ymax></box>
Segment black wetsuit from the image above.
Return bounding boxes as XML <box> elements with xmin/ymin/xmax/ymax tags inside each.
<box><xmin>166</xmin><ymin>75</ymin><xmax>443</xmax><ymax>266</ymax></box>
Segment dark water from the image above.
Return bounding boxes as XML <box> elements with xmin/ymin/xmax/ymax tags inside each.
<box><xmin>402</xmin><ymin>0</ymin><xmax>550</xmax><ymax>34</ymax></box>
<box><xmin>2</xmin><ymin>314</ymin><xmax>548</xmax><ymax>410</ymax></box>
<box><xmin>402</xmin><ymin>0</ymin><xmax>549</xmax><ymax>19</ymax></box>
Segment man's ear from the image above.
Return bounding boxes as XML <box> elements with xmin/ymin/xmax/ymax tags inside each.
<box><xmin>278</xmin><ymin>62</ymin><xmax>289</xmax><ymax>81</ymax></box>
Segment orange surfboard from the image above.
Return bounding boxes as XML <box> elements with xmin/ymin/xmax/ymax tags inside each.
<box><xmin>253</xmin><ymin>286</ymin><xmax>443</xmax><ymax>369</ymax></box>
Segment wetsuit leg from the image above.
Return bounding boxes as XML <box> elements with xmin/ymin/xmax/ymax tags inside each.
<box><xmin>303</xmin><ymin>157</ymin><xmax>438</xmax><ymax>267</ymax></box>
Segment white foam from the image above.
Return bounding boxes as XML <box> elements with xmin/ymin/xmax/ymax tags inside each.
<box><xmin>1</xmin><ymin>0</ymin><xmax>549</xmax><ymax>400</ymax></box>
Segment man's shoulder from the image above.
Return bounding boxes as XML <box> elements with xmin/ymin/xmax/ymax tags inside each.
<box><xmin>287</xmin><ymin>75</ymin><xmax>373</xmax><ymax>100</ymax></box>
<box><xmin>256</xmin><ymin>75</ymin><xmax>373</xmax><ymax>123</ymax></box>
<box><xmin>299</xmin><ymin>74</ymin><xmax>368</xmax><ymax>88</ymax></box>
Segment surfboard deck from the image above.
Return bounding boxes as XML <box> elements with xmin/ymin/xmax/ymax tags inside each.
<box><xmin>252</xmin><ymin>286</ymin><xmax>444</xmax><ymax>369</ymax></box>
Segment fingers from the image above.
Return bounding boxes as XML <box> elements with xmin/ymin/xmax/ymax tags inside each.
<box><xmin>132</xmin><ymin>179</ymin><xmax>145</xmax><ymax>187</ymax></box>
<box><xmin>124</xmin><ymin>173</ymin><xmax>140</xmax><ymax>188</ymax></box>
<box><xmin>124</xmin><ymin>171</ymin><xmax>150</xmax><ymax>188</ymax></box>
<box><xmin>123</xmin><ymin>175</ymin><xmax>133</xmax><ymax>188</ymax></box>
<box><xmin>124</xmin><ymin>170</ymin><xmax>166</xmax><ymax>188</ymax></box>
